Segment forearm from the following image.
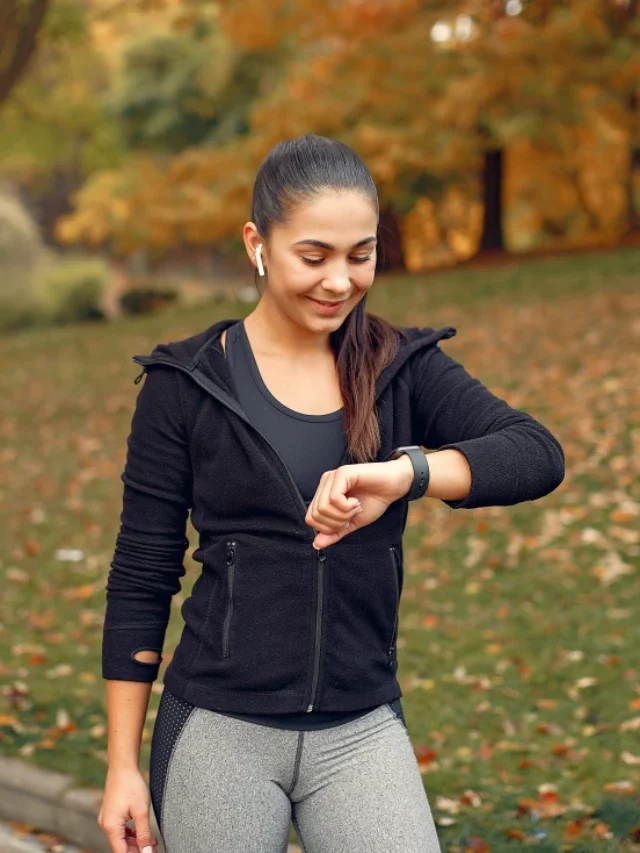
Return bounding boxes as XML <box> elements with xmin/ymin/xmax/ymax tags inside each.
<box><xmin>106</xmin><ymin>675</ymin><xmax>154</xmax><ymax>769</ymax></box>
<box><xmin>388</xmin><ymin>448</ymin><xmax>471</xmax><ymax>502</ymax></box>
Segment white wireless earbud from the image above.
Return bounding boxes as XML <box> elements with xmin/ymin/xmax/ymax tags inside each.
<box><xmin>255</xmin><ymin>243</ymin><xmax>265</xmax><ymax>277</ymax></box>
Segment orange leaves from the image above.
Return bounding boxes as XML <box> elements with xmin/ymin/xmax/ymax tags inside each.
<box><xmin>505</xmin><ymin>827</ymin><xmax>527</xmax><ymax>840</ymax></box>
<box><xmin>28</xmin><ymin>609</ymin><xmax>57</xmax><ymax>631</ymax></box>
<box><xmin>458</xmin><ymin>837</ymin><xmax>489</xmax><ymax>853</ymax></box>
<box><xmin>57</xmin><ymin>148</ymin><xmax>257</xmax><ymax>252</ymax></box>
<box><xmin>515</xmin><ymin>787</ymin><xmax>570</xmax><ymax>820</ymax></box>
<box><xmin>611</xmin><ymin>509</ymin><xmax>637</xmax><ymax>524</ymax></box>
<box><xmin>62</xmin><ymin>583</ymin><xmax>101</xmax><ymax>600</ymax></box>
<box><xmin>563</xmin><ymin>816</ymin><xmax>593</xmax><ymax>841</ymax></box>
<box><xmin>217</xmin><ymin>0</ymin><xmax>288</xmax><ymax>50</ymax></box>
<box><xmin>603</xmin><ymin>780</ymin><xmax>636</xmax><ymax>795</ymax></box>
<box><xmin>414</xmin><ymin>743</ymin><xmax>439</xmax><ymax>773</ymax></box>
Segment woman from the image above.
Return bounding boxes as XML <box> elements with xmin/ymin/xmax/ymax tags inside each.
<box><xmin>98</xmin><ymin>134</ymin><xmax>565</xmax><ymax>853</ymax></box>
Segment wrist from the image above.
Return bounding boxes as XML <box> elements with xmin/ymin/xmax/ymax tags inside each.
<box><xmin>387</xmin><ymin>455</ymin><xmax>415</xmax><ymax>499</ymax></box>
<box><xmin>107</xmin><ymin>760</ymin><xmax>140</xmax><ymax>772</ymax></box>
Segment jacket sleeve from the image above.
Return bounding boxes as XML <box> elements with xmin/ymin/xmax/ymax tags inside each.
<box><xmin>409</xmin><ymin>343</ymin><xmax>565</xmax><ymax>509</ymax></box>
<box><xmin>102</xmin><ymin>365</ymin><xmax>193</xmax><ymax>683</ymax></box>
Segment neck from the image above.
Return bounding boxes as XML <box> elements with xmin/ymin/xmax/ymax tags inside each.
<box><xmin>244</xmin><ymin>295</ymin><xmax>334</xmax><ymax>359</ymax></box>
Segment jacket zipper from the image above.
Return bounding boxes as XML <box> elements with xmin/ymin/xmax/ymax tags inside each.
<box><xmin>307</xmin><ymin>546</ymin><xmax>326</xmax><ymax>712</ymax></box>
<box><xmin>132</xmin><ymin>355</ymin><xmax>328</xmax><ymax>712</ymax></box>
<box><xmin>388</xmin><ymin>546</ymin><xmax>400</xmax><ymax>666</ymax></box>
<box><xmin>222</xmin><ymin>540</ymin><xmax>236</xmax><ymax>658</ymax></box>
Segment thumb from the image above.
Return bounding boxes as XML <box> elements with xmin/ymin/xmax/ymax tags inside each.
<box><xmin>312</xmin><ymin>519</ymin><xmax>355</xmax><ymax>550</ymax></box>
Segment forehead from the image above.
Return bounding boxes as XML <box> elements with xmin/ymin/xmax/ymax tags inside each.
<box><xmin>277</xmin><ymin>190</ymin><xmax>378</xmax><ymax>242</ymax></box>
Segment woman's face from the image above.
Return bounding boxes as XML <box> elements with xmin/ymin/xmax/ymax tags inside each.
<box><xmin>246</xmin><ymin>189</ymin><xmax>378</xmax><ymax>332</ymax></box>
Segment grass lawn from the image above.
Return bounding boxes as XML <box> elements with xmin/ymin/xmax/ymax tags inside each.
<box><xmin>1</xmin><ymin>247</ymin><xmax>639</xmax><ymax>851</ymax></box>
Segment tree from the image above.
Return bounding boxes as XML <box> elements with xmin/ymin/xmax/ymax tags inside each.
<box><xmin>0</xmin><ymin>1</ymin><xmax>127</xmax><ymax>241</ymax></box>
<box><xmin>0</xmin><ymin>0</ymin><xmax>49</xmax><ymax>107</ymax></box>
<box><xmin>57</xmin><ymin>0</ymin><xmax>640</xmax><ymax>260</ymax></box>
<box><xmin>604</xmin><ymin>0</ymin><xmax>640</xmax><ymax>232</ymax></box>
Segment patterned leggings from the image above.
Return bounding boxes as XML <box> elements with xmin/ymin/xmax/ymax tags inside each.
<box><xmin>150</xmin><ymin>688</ymin><xmax>442</xmax><ymax>853</ymax></box>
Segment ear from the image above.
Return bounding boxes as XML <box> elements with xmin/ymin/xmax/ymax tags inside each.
<box><xmin>243</xmin><ymin>222</ymin><xmax>265</xmax><ymax>273</ymax></box>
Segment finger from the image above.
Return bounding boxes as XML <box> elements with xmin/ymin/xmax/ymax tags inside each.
<box><xmin>317</xmin><ymin>471</ymin><xmax>357</xmax><ymax>525</ymax></box>
<box><xmin>124</xmin><ymin>825</ymin><xmax>141</xmax><ymax>851</ymax></box>
<box><xmin>330</xmin><ymin>469</ymin><xmax>359</xmax><ymax>513</ymax></box>
<box><xmin>131</xmin><ymin>810</ymin><xmax>157</xmax><ymax>853</ymax></box>
<box><xmin>308</xmin><ymin>470</ymin><xmax>336</xmax><ymax>529</ymax></box>
<box><xmin>103</xmin><ymin>825</ymin><xmax>129</xmax><ymax>853</ymax></box>
<box><xmin>311</xmin><ymin>505</ymin><xmax>363</xmax><ymax>535</ymax></box>
<box><xmin>307</xmin><ymin>470</ymin><xmax>360</xmax><ymax>533</ymax></box>
<box><xmin>306</xmin><ymin>470</ymin><xmax>329</xmax><ymax>527</ymax></box>
<box><xmin>313</xmin><ymin>528</ymin><xmax>347</xmax><ymax>550</ymax></box>
<box><xmin>314</xmin><ymin>514</ymin><xmax>362</xmax><ymax>548</ymax></box>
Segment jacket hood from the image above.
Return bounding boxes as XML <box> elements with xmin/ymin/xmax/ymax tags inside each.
<box><xmin>133</xmin><ymin>316</ymin><xmax>457</xmax><ymax>400</ymax></box>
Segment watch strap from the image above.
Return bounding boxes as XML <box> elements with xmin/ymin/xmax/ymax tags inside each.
<box><xmin>385</xmin><ymin>445</ymin><xmax>430</xmax><ymax>501</ymax></box>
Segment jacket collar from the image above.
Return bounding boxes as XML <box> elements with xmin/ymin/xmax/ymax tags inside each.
<box><xmin>133</xmin><ymin>317</ymin><xmax>457</xmax><ymax>402</ymax></box>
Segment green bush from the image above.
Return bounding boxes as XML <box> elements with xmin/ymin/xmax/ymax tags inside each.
<box><xmin>34</xmin><ymin>255</ymin><xmax>108</xmax><ymax>326</ymax></box>
<box><xmin>119</xmin><ymin>284</ymin><xmax>179</xmax><ymax>315</ymax></box>
<box><xmin>0</xmin><ymin>188</ymin><xmax>44</xmax><ymax>315</ymax></box>
<box><xmin>0</xmin><ymin>295</ymin><xmax>48</xmax><ymax>333</ymax></box>
<box><xmin>0</xmin><ymin>254</ymin><xmax>110</xmax><ymax>334</ymax></box>
<box><xmin>0</xmin><ymin>190</ymin><xmax>43</xmax><ymax>272</ymax></box>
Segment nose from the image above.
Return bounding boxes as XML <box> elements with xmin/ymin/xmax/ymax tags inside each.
<box><xmin>321</xmin><ymin>263</ymin><xmax>352</xmax><ymax>297</ymax></box>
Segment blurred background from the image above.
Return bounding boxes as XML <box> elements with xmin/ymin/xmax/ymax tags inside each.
<box><xmin>1</xmin><ymin>0</ymin><xmax>640</xmax><ymax>324</ymax></box>
<box><xmin>0</xmin><ymin>2</ymin><xmax>639</xmax><ymax>852</ymax></box>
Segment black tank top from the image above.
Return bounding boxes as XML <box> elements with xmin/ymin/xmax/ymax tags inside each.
<box><xmin>214</xmin><ymin>318</ymin><xmax>380</xmax><ymax>730</ymax></box>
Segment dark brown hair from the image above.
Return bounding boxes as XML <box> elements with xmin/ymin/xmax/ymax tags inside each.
<box><xmin>250</xmin><ymin>133</ymin><xmax>410</xmax><ymax>464</ymax></box>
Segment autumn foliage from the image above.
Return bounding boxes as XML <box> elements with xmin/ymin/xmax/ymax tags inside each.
<box><xmin>40</xmin><ymin>0</ymin><xmax>638</xmax><ymax>265</ymax></box>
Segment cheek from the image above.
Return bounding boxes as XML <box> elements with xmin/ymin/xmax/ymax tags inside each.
<box><xmin>354</xmin><ymin>265</ymin><xmax>376</xmax><ymax>291</ymax></box>
<box><xmin>279</xmin><ymin>259</ymin><xmax>319</xmax><ymax>293</ymax></box>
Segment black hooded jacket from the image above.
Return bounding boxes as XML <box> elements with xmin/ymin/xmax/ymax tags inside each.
<box><xmin>102</xmin><ymin>317</ymin><xmax>565</xmax><ymax>714</ymax></box>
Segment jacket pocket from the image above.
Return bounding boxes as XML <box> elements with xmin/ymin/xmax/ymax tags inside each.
<box><xmin>387</xmin><ymin>546</ymin><xmax>400</xmax><ymax>667</ymax></box>
<box><xmin>222</xmin><ymin>540</ymin><xmax>236</xmax><ymax>658</ymax></box>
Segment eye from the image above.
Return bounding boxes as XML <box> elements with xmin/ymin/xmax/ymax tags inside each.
<box><xmin>301</xmin><ymin>254</ymin><xmax>373</xmax><ymax>266</ymax></box>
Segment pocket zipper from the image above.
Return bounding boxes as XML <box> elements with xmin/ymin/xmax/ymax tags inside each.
<box><xmin>222</xmin><ymin>540</ymin><xmax>236</xmax><ymax>657</ymax></box>
<box><xmin>388</xmin><ymin>546</ymin><xmax>400</xmax><ymax>665</ymax></box>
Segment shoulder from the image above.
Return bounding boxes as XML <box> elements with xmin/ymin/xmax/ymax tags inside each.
<box><xmin>402</xmin><ymin>324</ymin><xmax>463</xmax><ymax>392</ymax></box>
<box><xmin>397</xmin><ymin>323</ymin><xmax>459</xmax><ymax>364</ymax></box>
<box><xmin>148</xmin><ymin>318</ymin><xmax>234</xmax><ymax>363</ymax></box>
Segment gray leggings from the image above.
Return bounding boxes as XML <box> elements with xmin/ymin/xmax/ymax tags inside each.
<box><xmin>150</xmin><ymin>689</ymin><xmax>442</xmax><ymax>853</ymax></box>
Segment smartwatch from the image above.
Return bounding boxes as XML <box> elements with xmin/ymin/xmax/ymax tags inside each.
<box><xmin>385</xmin><ymin>445</ymin><xmax>430</xmax><ymax>501</ymax></box>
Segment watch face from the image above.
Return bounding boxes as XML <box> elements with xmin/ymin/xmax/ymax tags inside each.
<box><xmin>390</xmin><ymin>447</ymin><xmax>413</xmax><ymax>458</ymax></box>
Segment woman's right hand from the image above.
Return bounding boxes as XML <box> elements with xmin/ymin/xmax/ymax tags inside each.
<box><xmin>98</xmin><ymin>766</ymin><xmax>159</xmax><ymax>853</ymax></box>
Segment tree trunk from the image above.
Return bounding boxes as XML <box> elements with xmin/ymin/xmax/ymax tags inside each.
<box><xmin>376</xmin><ymin>204</ymin><xmax>406</xmax><ymax>272</ymax></box>
<box><xmin>478</xmin><ymin>149</ymin><xmax>505</xmax><ymax>253</ymax></box>
<box><xmin>0</xmin><ymin>0</ymin><xmax>49</xmax><ymax>107</ymax></box>
<box><xmin>102</xmin><ymin>257</ymin><xmax>130</xmax><ymax>321</ymax></box>
<box><xmin>627</xmin><ymin>90</ymin><xmax>640</xmax><ymax>234</ymax></box>
<box><xmin>624</xmin><ymin>0</ymin><xmax>640</xmax><ymax>233</ymax></box>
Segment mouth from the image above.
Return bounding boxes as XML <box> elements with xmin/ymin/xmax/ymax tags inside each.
<box><xmin>306</xmin><ymin>297</ymin><xmax>347</xmax><ymax>307</ymax></box>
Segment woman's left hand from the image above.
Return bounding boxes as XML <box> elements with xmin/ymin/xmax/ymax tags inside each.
<box><xmin>305</xmin><ymin>459</ymin><xmax>414</xmax><ymax>550</ymax></box>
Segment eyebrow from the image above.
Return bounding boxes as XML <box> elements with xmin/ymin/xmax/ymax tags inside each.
<box><xmin>292</xmin><ymin>237</ymin><xmax>377</xmax><ymax>250</ymax></box>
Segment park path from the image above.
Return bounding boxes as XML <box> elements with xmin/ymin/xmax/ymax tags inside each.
<box><xmin>0</xmin><ymin>818</ymin><xmax>303</xmax><ymax>853</ymax></box>
<box><xmin>0</xmin><ymin>818</ymin><xmax>85</xmax><ymax>853</ymax></box>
